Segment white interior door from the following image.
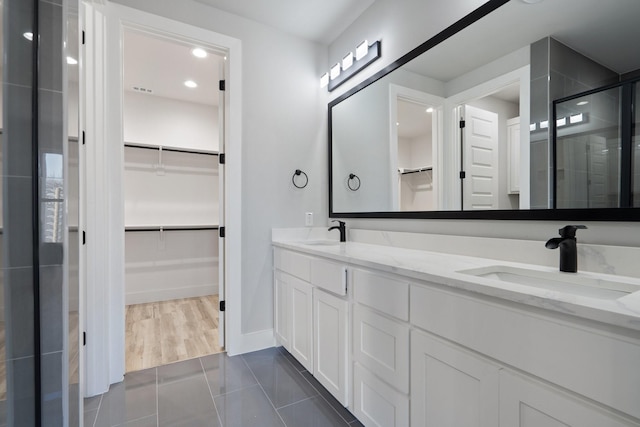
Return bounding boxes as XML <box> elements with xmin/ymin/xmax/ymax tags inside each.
<box><xmin>218</xmin><ymin>60</ymin><xmax>226</xmax><ymax>348</ymax></box>
<box><xmin>463</xmin><ymin>105</ymin><xmax>499</xmax><ymax>210</ymax></box>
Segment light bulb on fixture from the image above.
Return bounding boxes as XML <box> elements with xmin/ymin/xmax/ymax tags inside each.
<box><xmin>342</xmin><ymin>52</ymin><xmax>354</xmax><ymax>71</ymax></box>
<box><xmin>570</xmin><ymin>113</ymin><xmax>584</xmax><ymax>124</ymax></box>
<box><xmin>330</xmin><ymin>63</ymin><xmax>341</xmax><ymax>80</ymax></box>
<box><xmin>355</xmin><ymin>40</ymin><xmax>369</xmax><ymax>60</ymax></box>
<box><xmin>191</xmin><ymin>48</ymin><xmax>207</xmax><ymax>58</ymax></box>
<box><xmin>184</xmin><ymin>80</ymin><xmax>198</xmax><ymax>88</ymax></box>
<box><xmin>320</xmin><ymin>73</ymin><xmax>329</xmax><ymax>88</ymax></box>
<box><xmin>23</xmin><ymin>32</ymin><xmax>34</xmax><ymax>41</ymax></box>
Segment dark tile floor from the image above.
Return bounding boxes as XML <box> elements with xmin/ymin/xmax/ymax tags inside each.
<box><xmin>84</xmin><ymin>347</ymin><xmax>364</xmax><ymax>427</ymax></box>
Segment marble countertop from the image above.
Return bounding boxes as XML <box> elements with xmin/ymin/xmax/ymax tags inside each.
<box><xmin>272</xmin><ymin>237</ymin><xmax>640</xmax><ymax>332</ymax></box>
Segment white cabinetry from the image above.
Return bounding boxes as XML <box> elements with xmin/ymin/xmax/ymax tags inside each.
<box><xmin>411</xmin><ymin>330</ymin><xmax>500</xmax><ymax>427</ymax></box>
<box><xmin>314</xmin><ymin>288</ymin><xmax>349</xmax><ymax>406</ymax></box>
<box><xmin>353</xmin><ymin>363</ymin><xmax>409</xmax><ymax>427</ymax></box>
<box><xmin>274</xmin><ymin>271</ymin><xmax>291</xmax><ymax>350</ymax></box>
<box><xmin>500</xmin><ymin>370</ymin><xmax>636</xmax><ymax>427</ymax></box>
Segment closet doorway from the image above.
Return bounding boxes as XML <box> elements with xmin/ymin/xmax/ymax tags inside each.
<box><xmin>121</xmin><ymin>29</ymin><xmax>226</xmax><ymax>372</ymax></box>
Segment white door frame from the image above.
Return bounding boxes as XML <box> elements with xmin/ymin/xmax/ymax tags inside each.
<box><xmin>444</xmin><ymin>66</ymin><xmax>530</xmax><ymax>210</ymax></box>
<box><xmin>81</xmin><ymin>1</ymin><xmax>242</xmax><ymax>396</ymax></box>
<box><xmin>388</xmin><ymin>84</ymin><xmax>444</xmax><ymax>210</ymax></box>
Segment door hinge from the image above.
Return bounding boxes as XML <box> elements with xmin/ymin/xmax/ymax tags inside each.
<box><xmin>219</xmin><ymin>153</ymin><xmax>225</xmax><ymax>164</ymax></box>
<box><xmin>460</xmin><ymin>171</ymin><xmax>466</xmax><ymax>179</ymax></box>
<box><xmin>83</xmin><ymin>332</ymin><xmax>86</xmax><ymax>346</ymax></box>
<box><xmin>219</xmin><ymin>226</ymin><xmax>225</xmax><ymax>238</ymax></box>
<box><xmin>82</xmin><ymin>130</ymin><xmax>86</xmax><ymax>145</ymax></box>
<box><xmin>219</xmin><ymin>80</ymin><xmax>226</xmax><ymax>91</ymax></box>
<box><xmin>459</xmin><ymin>119</ymin><xmax>466</xmax><ymax>128</ymax></box>
<box><xmin>219</xmin><ymin>301</ymin><xmax>226</xmax><ymax>312</ymax></box>
<box><xmin>82</xmin><ymin>30</ymin><xmax>85</xmax><ymax>45</ymax></box>
<box><xmin>82</xmin><ymin>231</ymin><xmax>86</xmax><ymax>245</ymax></box>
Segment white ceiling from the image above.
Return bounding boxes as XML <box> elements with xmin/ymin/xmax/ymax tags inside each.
<box><xmin>123</xmin><ymin>30</ymin><xmax>222</xmax><ymax>106</ymax></box>
<box><xmin>193</xmin><ymin>0</ymin><xmax>375</xmax><ymax>44</ymax></box>
<box><xmin>398</xmin><ymin>99</ymin><xmax>433</xmax><ymax>140</ymax></box>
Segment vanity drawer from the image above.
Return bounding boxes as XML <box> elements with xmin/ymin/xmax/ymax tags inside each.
<box><xmin>353</xmin><ymin>268</ymin><xmax>409</xmax><ymax>321</ymax></box>
<box><xmin>274</xmin><ymin>248</ymin><xmax>311</xmax><ymax>282</ymax></box>
<box><xmin>310</xmin><ymin>257</ymin><xmax>347</xmax><ymax>296</ymax></box>
<box><xmin>353</xmin><ymin>305</ymin><xmax>409</xmax><ymax>393</ymax></box>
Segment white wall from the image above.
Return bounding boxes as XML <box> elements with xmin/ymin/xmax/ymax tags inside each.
<box><xmin>328</xmin><ymin>1</ymin><xmax>640</xmax><ymax>247</ymax></box>
<box><xmin>124</xmin><ymin>91</ymin><xmax>219</xmax><ymax>151</ymax></box>
<box><xmin>111</xmin><ymin>0</ymin><xmax>328</xmax><ymax>338</ymax></box>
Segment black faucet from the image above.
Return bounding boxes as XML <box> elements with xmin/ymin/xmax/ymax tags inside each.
<box><xmin>545</xmin><ymin>225</ymin><xmax>587</xmax><ymax>273</ymax></box>
<box><xmin>328</xmin><ymin>220</ymin><xmax>346</xmax><ymax>242</ymax></box>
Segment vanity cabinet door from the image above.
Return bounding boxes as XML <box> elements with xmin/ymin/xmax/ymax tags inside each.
<box><xmin>314</xmin><ymin>289</ymin><xmax>349</xmax><ymax>406</ymax></box>
<box><xmin>274</xmin><ymin>271</ymin><xmax>291</xmax><ymax>351</ymax></box>
<box><xmin>411</xmin><ymin>330</ymin><xmax>500</xmax><ymax>427</ymax></box>
<box><xmin>290</xmin><ymin>276</ymin><xmax>314</xmax><ymax>372</ymax></box>
<box><xmin>500</xmin><ymin>371</ymin><xmax>638</xmax><ymax>427</ymax></box>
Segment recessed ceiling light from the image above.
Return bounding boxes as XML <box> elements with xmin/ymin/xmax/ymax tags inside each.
<box><xmin>23</xmin><ymin>32</ymin><xmax>33</xmax><ymax>41</ymax></box>
<box><xmin>66</xmin><ymin>56</ymin><xmax>78</xmax><ymax>65</ymax></box>
<box><xmin>425</xmin><ymin>107</ymin><xmax>434</xmax><ymax>113</ymax></box>
<box><xmin>191</xmin><ymin>48</ymin><xmax>207</xmax><ymax>58</ymax></box>
<box><xmin>184</xmin><ymin>80</ymin><xmax>198</xmax><ymax>88</ymax></box>
<box><xmin>577</xmin><ymin>101</ymin><xmax>589</xmax><ymax>106</ymax></box>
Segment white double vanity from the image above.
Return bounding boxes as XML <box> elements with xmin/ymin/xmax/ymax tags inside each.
<box><xmin>272</xmin><ymin>228</ymin><xmax>640</xmax><ymax>426</ymax></box>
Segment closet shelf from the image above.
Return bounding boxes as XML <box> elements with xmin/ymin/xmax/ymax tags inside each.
<box><xmin>124</xmin><ymin>141</ymin><xmax>219</xmax><ymax>156</ymax></box>
<box><xmin>125</xmin><ymin>224</ymin><xmax>219</xmax><ymax>232</ymax></box>
<box><xmin>399</xmin><ymin>166</ymin><xmax>433</xmax><ymax>175</ymax></box>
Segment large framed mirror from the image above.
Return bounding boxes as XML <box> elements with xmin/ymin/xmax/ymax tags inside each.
<box><xmin>329</xmin><ymin>0</ymin><xmax>640</xmax><ymax>220</ymax></box>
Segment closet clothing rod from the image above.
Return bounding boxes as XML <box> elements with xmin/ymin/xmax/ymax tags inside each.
<box><xmin>125</xmin><ymin>225</ymin><xmax>219</xmax><ymax>232</ymax></box>
<box><xmin>400</xmin><ymin>166</ymin><xmax>433</xmax><ymax>175</ymax></box>
<box><xmin>124</xmin><ymin>142</ymin><xmax>219</xmax><ymax>156</ymax></box>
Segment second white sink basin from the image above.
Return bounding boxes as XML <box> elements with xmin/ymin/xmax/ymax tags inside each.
<box><xmin>458</xmin><ymin>265</ymin><xmax>640</xmax><ymax>300</ymax></box>
<box><xmin>299</xmin><ymin>239</ymin><xmax>340</xmax><ymax>246</ymax></box>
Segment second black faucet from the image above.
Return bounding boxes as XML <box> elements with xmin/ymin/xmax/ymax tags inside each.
<box><xmin>545</xmin><ymin>225</ymin><xmax>587</xmax><ymax>273</ymax></box>
<box><xmin>329</xmin><ymin>220</ymin><xmax>346</xmax><ymax>242</ymax></box>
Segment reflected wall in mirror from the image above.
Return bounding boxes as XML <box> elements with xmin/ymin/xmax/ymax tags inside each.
<box><xmin>329</xmin><ymin>0</ymin><xmax>640</xmax><ymax>219</ymax></box>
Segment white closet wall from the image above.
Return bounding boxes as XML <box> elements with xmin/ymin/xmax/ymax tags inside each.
<box><xmin>123</xmin><ymin>90</ymin><xmax>220</xmax><ymax>305</ymax></box>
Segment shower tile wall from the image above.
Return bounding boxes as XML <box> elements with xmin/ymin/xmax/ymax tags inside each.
<box><xmin>529</xmin><ymin>37</ymin><xmax>619</xmax><ymax>209</ymax></box>
<box><xmin>2</xmin><ymin>0</ymin><xmax>66</xmax><ymax>424</ymax></box>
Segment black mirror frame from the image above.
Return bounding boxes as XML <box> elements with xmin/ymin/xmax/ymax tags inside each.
<box><xmin>328</xmin><ymin>0</ymin><xmax>640</xmax><ymax>221</ymax></box>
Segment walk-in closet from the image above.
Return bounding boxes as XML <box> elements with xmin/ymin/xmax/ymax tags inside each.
<box><xmin>122</xmin><ymin>30</ymin><xmax>224</xmax><ymax>372</ymax></box>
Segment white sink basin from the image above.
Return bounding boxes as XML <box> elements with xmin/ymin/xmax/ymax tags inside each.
<box><xmin>299</xmin><ymin>239</ymin><xmax>340</xmax><ymax>246</ymax></box>
<box><xmin>458</xmin><ymin>265</ymin><xmax>640</xmax><ymax>300</ymax></box>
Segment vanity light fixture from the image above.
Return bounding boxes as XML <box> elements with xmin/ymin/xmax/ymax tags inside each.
<box><xmin>184</xmin><ymin>80</ymin><xmax>198</xmax><ymax>88</ymax></box>
<box><xmin>556</xmin><ymin>117</ymin><xmax>567</xmax><ymax>127</ymax></box>
<box><xmin>342</xmin><ymin>52</ymin><xmax>354</xmax><ymax>71</ymax></box>
<box><xmin>355</xmin><ymin>40</ymin><xmax>369</xmax><ymax>60</ymax></box>
<box><xmin>191</xmin><ymin>48</ymin><xmax>207</xmax><ymax>58</ymax></box>
<box><xmin>330</xmin><ymin>63</ymin><xmax>341</xmax><ymax>80</ymax></box>
<box><xmin>569</xmin><ymin>113</ymin><xmax>584</xmax><ymax>124</ymax></box>
<box><xmin>320</xmin><ymin>73</ymin><xmax>329</xmax><ymax>88</ymax></box>
<box><xmin>540</xmin><ymin>120</ymin><xmax>549</xmax><ymax>129</ymax></box>
<box><xmin>66</xmin><ymin>56</ymin><xmax>78</xmax><ymax>65</ymax></box>
<box><xmin>530</xmin><ymin>123</ymin><xmax>537</xmax><ymax>131</ymax></box>
<box><xmin>320</xmin><ymin>40</ymin><xmax>381</xmax><ymax>91</ymax></box>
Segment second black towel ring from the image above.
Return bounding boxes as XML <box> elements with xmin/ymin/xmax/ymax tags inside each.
<box><xmin>292</xmin><ymin>169</ymin><xmax>309</xmax><ymax>189</ymax></box>
<box><xmin>348</xmin><ymin>173</ymin><xmax>361</xmax><ymax>191</ymax></box>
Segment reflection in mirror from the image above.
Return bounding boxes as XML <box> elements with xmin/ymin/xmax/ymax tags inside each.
<box><xmin>330</xmin><ymin>0</ymin><xmax>640</xmax><ymax>218</ymax></box>
<box><xmin>554</xmin><ymin>87</ymin><xmax>622</xmax><ymax>209</ymax></box>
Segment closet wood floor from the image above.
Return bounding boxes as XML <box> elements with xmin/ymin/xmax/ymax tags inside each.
<box><xmin>125</xmin><ymin>295</ymin><xmax>224</xmax><ymax>373</ymax></box>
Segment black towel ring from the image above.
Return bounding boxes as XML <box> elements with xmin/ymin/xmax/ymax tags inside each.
<box><xmin>348</xmin><ymin>173</ymin><xmax>361</xmax><ymax>191</ymax></box>
<box><xmin>292</xmin><ymin>169</ymin><xmax>309</xmax><ymax>189</ymax></box>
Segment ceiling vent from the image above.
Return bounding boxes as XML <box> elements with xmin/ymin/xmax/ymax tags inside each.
<box><xmin>132</xmin><ymin>86</ymin><xmax>154</xmax><ymax>94</ymax></box>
